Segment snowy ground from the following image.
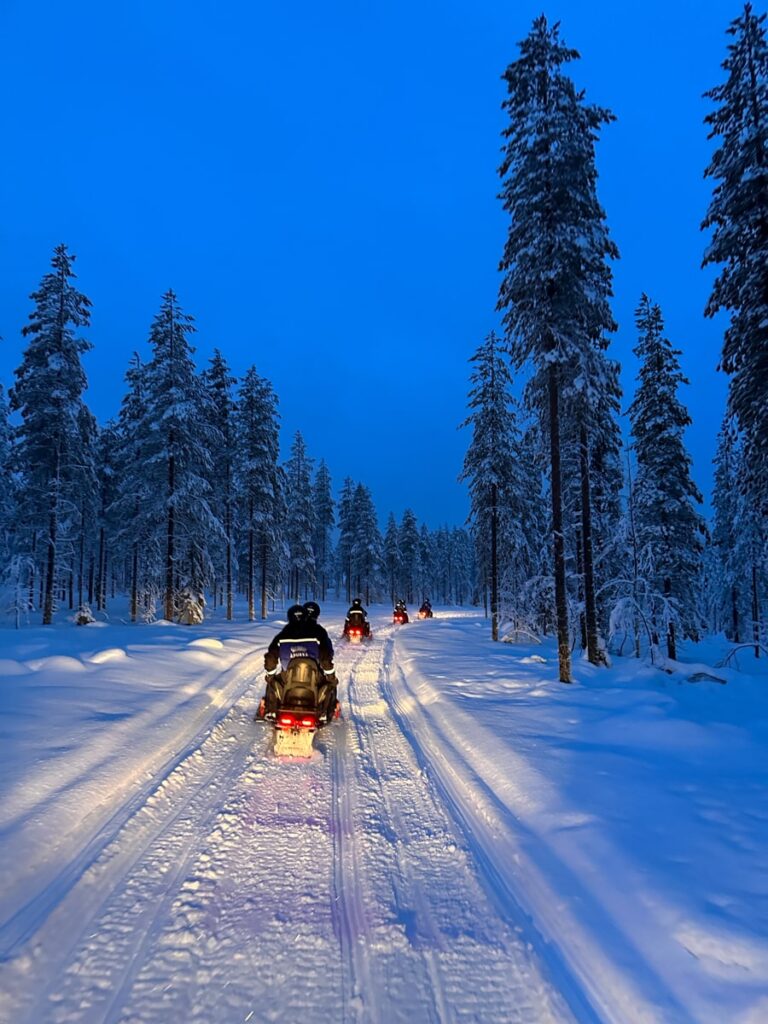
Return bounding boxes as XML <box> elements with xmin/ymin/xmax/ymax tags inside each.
<box><xmin>0</xmin><ymin>603</ymin><xmax>766</xmax><ymax>1023</ymax></box>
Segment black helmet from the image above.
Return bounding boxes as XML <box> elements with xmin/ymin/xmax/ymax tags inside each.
<box><xmin>303</xmin><ymin>600</ymin><xmax>321</xmax><ymax>620</ymax></box>
<box><xmin>287</xmin><ymin>604</ymin><xmax>305</xmax><ymax>624</ymax></box>
<box><xmin>352</xmin><ymin>598</ymin><xmax>362</xmax><ymax>608</ymax></box>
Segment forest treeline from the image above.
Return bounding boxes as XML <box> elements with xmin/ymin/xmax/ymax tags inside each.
<box><xmin>1</xmin><ymin>7</ymin><xmax>766</xmax><ymax>674</ymax></box>
<box><xmin>461</xmin><ymin>6</ymin><xmax>766</xmax><ymax>679</ymax></box>
<box><xmin>0</xmin><ymin>269</ymin><xmax>476</xmax><ymax>626</ymax></box>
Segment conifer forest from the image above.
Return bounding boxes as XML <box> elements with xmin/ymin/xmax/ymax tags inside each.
<box><xmin>0</xmin><ymin>7</ymin><xmax>766</xmax><ymax>687</ymax></box>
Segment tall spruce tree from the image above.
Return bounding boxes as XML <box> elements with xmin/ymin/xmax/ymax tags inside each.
<box><xmin>383</xmin><ymin>513</ymin><xmax>401</xmax><ymax>604</ymax></box>
<box><xmin>398</xmin><ymin>509</ymin><xmax>421</xmax><ymax>604</ymax></box>
<box><xmin>284</xmin><ymin>431</ymin><xmax>316</xmax><ymax>600</ymax></box>
<box><xmin>629</xmin><ymin>295</ymin><xmax>706</xmax><ymax>659</ymax></box>
<box><xmin>140</xmin><ymin>291</ymin><xmax>222</xmax><ymax>621</ymax></box>
<box><xmin>202</xmin><ymin>350</ymin><xmax>237</xmax><ymax>618</ymax></box>
<box><xmin>10</xmin><ymin>245</ymin><xmax>92</xmax><ymax>624</ymax></box>
<box><xmin>236</xmin><ymin>367</ymin><xmax>282</xmax><ymax>620</ymax></box>
<box><xmin>336</xmin><ymin>478</ymin><xmax>356</xmax><ymax>602</ymax></box>
<box><xmin>351</xmin><ymin>483</ymin><xmax>382</xmax><ymax>603</ymax></box>
<box><xmin>711</xmin><ymin>416</ymin><xmax>745</xmax><ymax>641</ymax></box>
<box><xmin>112</xmin><ymin>354</ymin><xmax>155</xmax><ymax>621</ymax></box>
<box><xmin>703</xmin><ymin>3</ymin><xmax>768</xmax><ymax>516</ymax></box>
<box><xmin>460</xmin><ymin>331</ymin><xmax>519</xmax><ymax>640</ymax></box>
<box><xmin>0</xmin><ymin>384</ymin><xmax>16</xmax><ymax>562</ymax></box>
<box><xmin>497</xmin><ymin>17</ymin><xmax>618</xmax><ymax>680</ymax></box>
<box><xmin>312</xmin><ymin>461</ymin><xmax>335</xmax><ymax>600</ymax></box>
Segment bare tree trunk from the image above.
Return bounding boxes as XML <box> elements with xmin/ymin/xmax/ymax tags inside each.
<box><xmin>164</xmin><ymin>450</ymin><xmax>175</xmax><ymax>621</ymax></box>
<box><xmin>665</xmin><ymin>577</ymin><xmax>677</xmax><ymax>660</ymax></box>
<box><xmin>753</xmin><ymin>563</ymin><xmax>761</xmax><ymax>658</ymax></box>
<box><xmin>29</xmin><ymin>531</ymin><xmax>37</xmax><ymax>611</ymax></box>
<box><xmin>548</xmin><ymin>365</ymin><xmax>571</xmax><ymax>682</ymax></box>
<box><xmin>248</xmin><ymin>517</ymin><xmax>255</xmax><ymax>622</ymax></box>
<box><xmin>580</xmin><ymin>422</ymin><xmax>601</xmax><ymax>665</ymax></box>
<box><xmin>260</xmin><ymin>535</ymin><xmax>268</xmax><ymax>620</ymax></box>
<box><xmin>226</xmin><ymin>506</ymin><xmax>233</xmax><ymax>621</ymax></box>
<box><xmin>43</xmin><ymin>456</ymin><xmax>60</xmax><ymax>625</ymax></box>
<box><xmin>575</xmin><ymin>528</ymin><xmax>587</xmax><ymax>651</ymax></box>
<box><xmin>131</xmin><ymin>542</ymin><xmax>139</xmax><ymax>622</ymax></box>
<box><xmin>731</xmin><ymin>585</ymin><xmax>740</xmax><ymax>643</ymax></box>
<box><xmin>78</xmin><ymin>523</ymin><xmax>85</xmax><ymax>609</ymax></box>
<box><xmin>491</xmin><ymin>483</ymin><xmax>499</xmax><ymax>641</ymax></box>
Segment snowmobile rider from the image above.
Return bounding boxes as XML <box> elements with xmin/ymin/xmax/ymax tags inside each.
<box><xmin>259</xmin><ymin>603</ymin><xmax>337</xmax><ymax>720</ymax></box>
<box><xmin>344</xmin><ymin>597</ymin><xmax>369</xmax><ymax>635</ymax></box>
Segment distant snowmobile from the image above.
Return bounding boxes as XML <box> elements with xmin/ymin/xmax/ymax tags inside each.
<box><xmin>343</xmin><ymin>619</ymin><xmax>372</xmax><ymax>643</ymax></box>
<box><xmin>393</xmin><ymin>601</ymin><xmax>409</xmax><ymax>625</ymax></box>
<box><xmin>418</xmin><ymin>601</ymin><xmax>433</xmax><ymax>619</ymax></box>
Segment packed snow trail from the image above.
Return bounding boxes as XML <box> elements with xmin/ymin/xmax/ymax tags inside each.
<box><xmin>0</xmin><ymin>620</ymin><xmax>571</xmax><ymax>1024</ymax></box>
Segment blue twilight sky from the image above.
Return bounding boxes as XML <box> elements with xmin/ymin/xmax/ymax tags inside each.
<box><xmin>0</xmin><ymin>0</ymin><xmax>735</xmax><ymax>527</ymax></box>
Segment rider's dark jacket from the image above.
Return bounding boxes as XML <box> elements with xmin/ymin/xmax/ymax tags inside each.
<box><xmin>345</xmin><ymin>603</ymin><xmax>368</xmax><ymax>625</ymax></box>
<box><xmin>265</xmin><ymin>613</ymin><xmax>335</xmax><ymax>674</ymax></box>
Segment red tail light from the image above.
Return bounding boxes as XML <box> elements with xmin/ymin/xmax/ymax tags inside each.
<box><xmin>300</xmin><ymin>716</ymin><xmax>317</xmax><ymax>728</ymax></box>
<box><xmin>278</xmin><ymin>713</ymin><xmax>296</xmax><ymax>727</ymax></box>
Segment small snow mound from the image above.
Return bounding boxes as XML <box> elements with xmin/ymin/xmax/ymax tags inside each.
<box><xmin>87</xmin><ymin>648</ymin><xmax>128</xmax><ymax>664</ymax></box>
<box><xmin>521</xmin><ymin>655</ymin><xmax>547</xmax><ymax>664</ymax></box>
<box><xmin>25</xmin><ymin>655</ymin><xmax>86</xmax><ymax>673</ymax></box>
<box><xmin>187</xmin><ymin>637</ymin><xmax>225</xmax><ymax>650</ymax></box>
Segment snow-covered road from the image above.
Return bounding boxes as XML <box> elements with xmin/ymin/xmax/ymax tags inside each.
<box><xmin>0</xmin><ymin>614</ymin><xmax>569</xmax><ymax>1023</ymax></box>
<box><xmin>1</xmin><ymin>606</ymin><xmax>766</xmax><ymax>1023</ymax></box>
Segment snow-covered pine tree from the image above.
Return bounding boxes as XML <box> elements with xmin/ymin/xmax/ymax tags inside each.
<box><xmin>10</xmin><ymin>245</ymin><xmax>93</xmax><ymax>624</ymax></box>
<box><xmin>351</xmin><ymin>483</ymin><xmax>382</xmax><ymax>603</ymax></box>
<box><xmin>398</xmin><ymin>509</ymin><xmax>421</xmax><ymax>604</ymax></box>
<box><xmin>202</xmin><ymin>350</ymin><xmax>237</xmax><ymax>618</ymax></box>
<box><xmin>497</xmin><ymin>17</ymin><xmax>618</xmax><ymax>680</ymax></box>
<box><xmin>711</xmin><ymin>416</ymin><xmax>744</xmax><ymax>640</ymax></box>
<box><xmin>312</xmin><ymin>461</ymin><xmax>335</xmax><ymax>600</ymax></box>
<box><xmin>236</xmin><ymin>367</ymin><xmax>283</xmax><ymax>620</ymax></box>
<box><xmin>629</xmin><ymin>295</ymin><xmax>706</xmax><ymax>660</ymax></box>
<box><xmin>336</xmin><ymin>478</ymin><xmax>356</xmax><ymax>602</ymax></box>
<box><xmin>0</xmin><ymin>384</ymin><xmax>16</xmax><ymax>562</ymax></box>
<box><xmin>111</xmin><ymin>354</ymin><xmax>156</xmax><ymax>621</ymax></box>
<box><xmin>418</xmin><ymin>524</ymin><xmax>434</xmax><ymax>602</ymax></box>
<box><xmin>564</xmin><ymin>345</ymin><xmax>622</xmax><ymax>665</ymax></box>
<box><xmin>139</xmin><ymin>291</ymin><xmax>222</xmax><ymax>621</ymax></box>
<box><xmin>703</xmin><ymin>3</ymin><xmax>768</xmax><ymax>518</ymax></box>
<box><xmin>451</xmin><ymin>527</ymin><xmax>477</xmax><ymax>606</ymax></box>
<box><xmin>382</xmin><ymin>513</ymin><xmax>401</xmax><ymax>604</ymax></box>
<box><xmin>73</xmin><ymin>406</ymin><xmax>99</xmax><ymax>612</ymax></box>
<box><xmin>460</xmin><ymin>331</ymin><xmax>522</xmax><ymax>640</ymax></box>
<box><xmin>284</xmin><ymin>431</ymin><xmax>316</xmax><ymax>600</ymax></box>
<box><xmin>94</xmin><ymin>421</ymin><xmax>119</xmax><ymax>611</ymax></box>
<box><xmin>711</xmin><ymin>419</ymin><xmax>767</xmax><ymax>655</ymax></box>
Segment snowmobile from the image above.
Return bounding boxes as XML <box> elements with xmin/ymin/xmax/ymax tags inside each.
<box><xmin>343</xmin><ymin>618</ymin><xmax>372</xmax><ymax>643</ymax></box>
<box><xmin>393</xmin><ymin>606</ymin><xmax>409</xmax><ymax>625</ymax></box>
<box><xmin>418</xmin><ymin>602</ymin><xmax>433</xmax><ymax>619</ymax></box>
<box><xmin>258</xmin><ymin>656</ymin><xmax>339</xmax><ymax>757</ymax></box>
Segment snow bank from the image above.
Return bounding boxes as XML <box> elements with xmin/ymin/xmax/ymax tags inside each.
<box><xmin>0</xmin><ymin>610</ymin><xmax>274</xmax><ymax>958</ymax></box>
<box><xmin>391</xmin><ymin>616</ymin><xmax>768</xmax><ymax>1023</ymax></box>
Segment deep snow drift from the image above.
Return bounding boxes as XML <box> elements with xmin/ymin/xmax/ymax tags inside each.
<box><xmin>0</xmin><ymin>603</ymin><xmax>766</xmax><ymax>1023</ymax></box>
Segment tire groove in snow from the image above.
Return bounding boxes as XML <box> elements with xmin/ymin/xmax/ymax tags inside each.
<box><xmin>338</xmin><ymin>629</ymin><xmax>570</xmax><ymax>1023</ymax></box>
<box><xmin>1</xmin><ymin>658</ymin><xmax>266</xmax><ymax>1024</ymax></box>
<box><xmin>384</xmin><ymin>641</ymin><xmax>691</xmax><ymax>1024</ymax></box>
<box><xmin>1</xmin><ymin>617</ymin><xmax>576</xmax><ymax>1023</ymax></box>
<box><xmin>0</xmin><ymin>646</ymin><xmax>261</xmax><ymax>962</ymax></box>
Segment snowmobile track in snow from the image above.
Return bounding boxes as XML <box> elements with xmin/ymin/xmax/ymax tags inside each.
<box><xmin>1</xmin><ymin>621</ymin><xmax>575</xmax><ymax>1024</ymax></box>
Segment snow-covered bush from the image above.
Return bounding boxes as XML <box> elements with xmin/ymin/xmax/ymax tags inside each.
<box><xmin>176</xmin><ymin>586</ymin><xmax>205</xmax><ymax>625</ymax></box>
